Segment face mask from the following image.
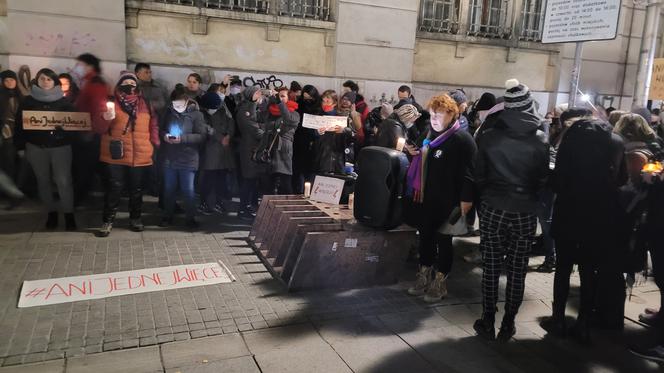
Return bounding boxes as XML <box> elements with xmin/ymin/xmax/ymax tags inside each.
<box><xmin>230</xmin><ymin>86</ymin><xmax>241</xmax><ymax>95</ymax></box>
<box><xmin>172</xmin><ymin>100</ymin><xmax>187</xmax><ymax>113</ymax></box>
<box><xmin>207</xmin><ymin>108</ymin><xmax>218</xmax><ymax>115</ymax></box>
<box><xmin>119</xmin><ymin>84</ymin><xmax>136</xmax><ymax>95</ymax></box>
<box><xmin>72</xmin><ymin>64</ymin><xmax>87</xmax><ymax>78</ymax></box>
<box><xmin>217</xmin><ymin>93</ymin><xmax>225</xmax><ymax>101</ymax></box>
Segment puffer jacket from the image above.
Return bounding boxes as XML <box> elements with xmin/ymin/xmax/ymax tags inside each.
<box><xmin>159</xmin><ymin>100</ymin><xmax>207</xmax><ymax>170</ymax></box>
<box><xmin>99</xmin><ymin>97</ymin><xmax>159</xmax><ymax>167</ymax></box>
<box><xmin>475</xmin><ymin>109</ymin><xmax>550</xmax><ymax>213</ymax></box>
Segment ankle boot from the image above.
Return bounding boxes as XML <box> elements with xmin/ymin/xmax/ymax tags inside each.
<box><xmin>65</xmin><ymin>213</ymin><xmax>77</xmax><ymax>231</ymax></box>
<box><xmin>45</xmin><ymin>212</ymin><xmax>58</xmax><ymax>229</ymax></box>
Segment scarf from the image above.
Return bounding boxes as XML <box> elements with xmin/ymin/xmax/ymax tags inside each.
<box><xmin>268</xmin><ymin>101</ymin><xmax>298</xmax><ymax>116</ymax></box>
<box><xmin>30</xmin><ymin>85</ymin><xmax>64</xmax><ymax>103</ymax></box>
<box><xmin>117</xmin><ymin>91</ymin><xmax>139</xmax><ymax>126</ymax></box>
<box><xmin>407</xmin><ymin>120</ymin><xmax>461</xmax><ymax>203</ymax></box>
<box><xmin>322</xmin><ymin>104</ymin><xmax>335</xmax><ymax>113</ymax></box>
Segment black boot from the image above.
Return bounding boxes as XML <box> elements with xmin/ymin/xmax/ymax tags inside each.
<box><xmin>45</xmin><ymin>212</ymin><xmax>58</xmax><ymax>229</ymax></box>
<box><xmin>65</xmin><ymin>213</ymin><xmax>77</xmax><ymax>231</ymax></box>
<box><xmin>473</xmin><ymin>314</ymin><xmax>496</xmax><ymax>341</ymax></box>
<box><xmin>497</xmin><ymin>314</ymin><xmax>517</xmax><ymax>342</ymax></box>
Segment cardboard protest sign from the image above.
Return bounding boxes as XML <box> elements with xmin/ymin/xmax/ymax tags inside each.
<box><xmin>650</xmin><ymin>58</ymin><xmax>664</xmax><ymax>100</ymax></box>
<box><xmin>302</xmin><ymin>113</ymin><xmax>348</xmax><ymax>130</ymax></box>
<box><xmin>18</xmin><ymin>262</ymin><xmax>235</xmax><ymax>308</ymax></box>
<box><xmin>310</xmin><ymin>175</ymin><xmax>345</xmax><ymax>204</ymax></box>
<box><xmin>22</xmin><ymin>111</ymin><xmax>92</xmax><ymax>131</ymax></box>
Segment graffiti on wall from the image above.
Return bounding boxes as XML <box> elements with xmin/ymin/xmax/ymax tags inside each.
<box><xmin>369</xmin><ymin>93</ymin><xmax>398</xmax><ymax>106</ymax></box>
<box><xmin>23</xmin><ymin>31</ymin><xmax>97</xmax><ymax>58</ymax></box>
<box><xmin>242</xmin><ymin>75</ymin><xmax>285</xmax><ymax>89</ymax></box>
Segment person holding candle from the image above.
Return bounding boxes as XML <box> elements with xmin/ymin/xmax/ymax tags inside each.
<box><xmin>473</xmin><ymin>79</ymin><xmax>550</xmax><ymax>342</ymax></box>
<box><xmin>405</xmin><ymin>93</ymin><xmax>477</xmax><ymax>303</ymax></box>
<box><xmin>14</xmin><ymin>68</ymin><xmax>77</xmax><ymax>230</ymax></box>
<box><xmin>159</xmin><ymin>85</ymin><xmax>207</xmax><ymax>228</ymax></box>
<box><xmin>293</xmin><ymin>85</ymin><xmax>323</xmax><ymax>194</ymax></box>
<box><xmin>94</xmin><ymin>72</ymin><xmax>160</xmax><ymax>237</ymax></box>
<box><xmin>73</xmin><ymin>53</ymin><xmax>110</xmax><ymax>206</ymax></box>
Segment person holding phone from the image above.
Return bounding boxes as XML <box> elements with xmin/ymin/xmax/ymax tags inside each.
<box><xmin>159</xmin><ymin>85</ymin><xmax>207</xmax><ymax>228</ymax></box>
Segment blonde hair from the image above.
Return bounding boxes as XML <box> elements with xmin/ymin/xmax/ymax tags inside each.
<box><xmin>608</xmin><ymin>110</ymin><xmax>627</xmax><ymax>127</ymax></box>
<box><xmin>614</xmin><ymin>113</ymin><xmax>656</xmax><ymax>143</ymax></box>
<box><xmin>427</xmin><ymin>93</ymin><xmax>459</xmax><ymax>118</ymax></box>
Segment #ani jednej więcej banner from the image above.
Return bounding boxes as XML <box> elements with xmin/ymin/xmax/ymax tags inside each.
<box><xmin>18</xmin><ymin>262</ymin><xmax>236</xmax><ymax>308</ymax></box>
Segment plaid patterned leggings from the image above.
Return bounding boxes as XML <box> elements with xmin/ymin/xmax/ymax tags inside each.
<box><xmin>479</xmin><ymin>201</ymin><xmax>537</xmax><ymax>317</ymax></box>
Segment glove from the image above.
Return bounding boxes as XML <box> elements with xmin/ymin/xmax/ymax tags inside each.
<box><xmin>269</xmin><ymin>95</ymin><xmax>281</xmax><ymax>105</ymax></box>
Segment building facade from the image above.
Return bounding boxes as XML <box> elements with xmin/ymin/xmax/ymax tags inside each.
<box><xmin>1</xmin><ymin>0</ymin><xmax>662</xmax><ymax>112</ymax></box>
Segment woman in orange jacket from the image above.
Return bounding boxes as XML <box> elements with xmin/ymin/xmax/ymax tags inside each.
<box><xmin>95</xmin><ymin>72</ymin><xmax>160</xmax><ymax>237</ymax></box>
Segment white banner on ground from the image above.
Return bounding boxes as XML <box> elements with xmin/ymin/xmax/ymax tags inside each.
<box><xmin>18</xmin><ymin>262</ymin><xmax>235</xmax><ymax>308</ymax></box>
<box><xmin>302</xmin><ymin>113</ymin><xmax>348</xmax><ymax>130</ymax></box>
<box><xmin>310</xmin><ymin>176</ymin><xmax>345</xmax><ymax>205</ymax></box>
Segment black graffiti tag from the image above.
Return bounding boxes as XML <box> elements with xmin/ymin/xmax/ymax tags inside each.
<box><xmin>242</xmin><ymin>75</ymin><xmax>284</xmax><ymax>89</ymax></box>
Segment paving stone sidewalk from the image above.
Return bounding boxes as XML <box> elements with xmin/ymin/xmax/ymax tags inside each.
<box><xmin>0</xmin><ymin>201</ymin><xmax>661</xmax><ymax>372</ymax></box>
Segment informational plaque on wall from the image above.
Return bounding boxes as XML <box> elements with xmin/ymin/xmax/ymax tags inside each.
<box><xmin>541</xmin><ymin>0</ymin><xmax>621</xmax><ymax>44</ymax></box>
<box><xmin>22</xmin><ymin>111</ymin><xmax>92</xmax><ymax>131</ymax></box>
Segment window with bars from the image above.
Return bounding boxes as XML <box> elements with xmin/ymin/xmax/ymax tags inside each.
<box><xmin>418</xmin><ymin>0</ymin><xmax>460</xmax><ymax>34</ymax></box>
<box><xmin>154</xmin><ymin>0</ymin><xmax>269</xmax><ymax>13</ymax></box>
<box><xmin>279</xmin><ymin>0</ymin><xmax>331</xmax><ymax>20</ymax></box>
<box><xmin>467</xmin><ymin>0</ymin><xmax>510</xmax><ymax>38</ymax></box>
<box><xmin>519</xmin><ymin>0</ymin><xmax>544</xmax><ymax>41</ymax></box>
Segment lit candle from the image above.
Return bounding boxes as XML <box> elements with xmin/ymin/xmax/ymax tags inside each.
<box><xmin>396</xmin><ymin>137</ymin><xmax>406</xmax><ymax>152</ymax></box>
<box><xmin>348</xmin><ymin>193</ymin><xmax>354</xmax><ymax>211</ymax></box>
<box><xmin>304</xmin><ymin>182</ymin><xmax>311</xmax><ymax>198</ymax></box>
<box><xmin>106</xmin><ymin>101</ymin><xmax>115</xmax><ymax>112</ymax></box>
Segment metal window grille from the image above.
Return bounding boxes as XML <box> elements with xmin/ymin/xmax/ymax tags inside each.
<box><xmin>155</xmin><ymin>0</ymin><xmax>196</xmax><ymax>5</ymax></box>
<box><xmin>519</xmin><ymin>0</ymin><xmax>544</xmax><ymax>41</ymax></box>
<box><xmin>467</xmin><ymin>0</ymin><xmax>510</xmax><ymax>38</ymax></box>
<box><xmin>279</xmin><ymin>0</ymin><xmax>331</xmax><ymax>21</ymax></box>
<box><xmin>204</xmin><ymin>0</ymin><xmax>269</xmax><ymax>13</ymax></box>
<box><xmin>418</xmin><ymin>0</ymin><xmax>460</xmax><ymax>34</ymax></box>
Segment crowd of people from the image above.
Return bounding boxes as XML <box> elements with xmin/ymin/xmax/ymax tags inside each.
<box><xmin>1</xmin><ymin>53</ymin><xmax>664</xmax><ymax>363</ymax></box>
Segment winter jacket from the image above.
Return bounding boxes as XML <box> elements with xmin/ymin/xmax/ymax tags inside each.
<box><xmin>420</xmin><ymin>128</ymin><xmax>477</xmax><ymax>227</ymax></box>
<box><xmin>14</xmin><ymin>94</ymin><xmax>76</xmax><ymax>150</ymax></box>
<box><xmin>374</xmin><ymin>118</ymin><xmax>405</xmax><ymax>149</ymax></box>
<box><xmin>265</xmin><ymin>101</ymin><xmax>300</xmax><ymax>175</ymax></box>
<box><xmin>236</xmin><ymin>86</ymin><xmax>266</xmax><ymax>179</ymax></box>
<box><xmin>551</xmin><ymin>118</ymin><xmax>628</xmax><ymax>243</ymax></box>
<box><xmin>293</xmin><ymin>97</ymin><xmax>322</xmax><ymax>174</ymax></box>
<box><xmin>99</xmin><ymin>96</ymin><xmax>159</xmax><ymax>167</ymax></box>
<box><xmin>75</xmin><ymin>72</ymin><xmax>109</xmax><ymax>140</ymax></box>
<box><xmin>201</xmin><ymin>106</ymin><xmax>235</xmax><ymax>171</ymax></box>
<box><xmin>315</xmin><ymin>109</ymin><xmax>353</xmax><ymax>174</ymax></box>
<box><xmin>159</xmin><ymin>100</ymin><xmax>207</xmax><ymax>170</ymax></box>
<box><xmin>138</xmin><ymin>79</ymin><xmax>169</xmax><ymax>115</ymax></box>
<box><xmin>475</xmin><ymin>109</ymin><xmax>550</xmax><ymax>213</ymax></box>
<box><xmin>0</xmin><ymin>87</ymin><xmax>22</xmax><ymax>141</ymax></box>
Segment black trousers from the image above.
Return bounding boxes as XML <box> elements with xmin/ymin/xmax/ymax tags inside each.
<box><xmin>271</xmin><ymin>173</ymin><xmax>293</xmax><ymax>195</ymax></box>
<box><xmin>419</xmin><ymin>219</ymin><xmax>454</xmax><ymax>275</ymax></box>
<box><xmin>650</xmin><ymin>235</ymin><xmax>664</xmax><ymax>342</ymax></box>
<box><xmin>201</xmin><ymin>169</ymin><xmax>229</xmax><ymax>207</ymax></box>
<box><xmin>72</xmin><ymin>138</ymin><xmax>101</xmax><ymax>204</ymax></box>
<box><xmin>240</xmin><ymin>177</ymin><xmax>258</xmax><ymax>209</ymax></box>
<box><xmin>103</xmin><ymin>164</ymin><xmax>146</xmax><ymax>223</ymax></box>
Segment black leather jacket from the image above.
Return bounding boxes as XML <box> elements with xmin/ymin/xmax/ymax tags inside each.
<box><xmin>475</xmin><ymin>109</ymin><xmax>550</xmax><ymax>213</ymax></box>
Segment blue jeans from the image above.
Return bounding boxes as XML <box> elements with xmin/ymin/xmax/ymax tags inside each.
<box><xmin>163</xmin><ymin>167</ymin><xmax>196</xmax><ymax>219</ymax></box>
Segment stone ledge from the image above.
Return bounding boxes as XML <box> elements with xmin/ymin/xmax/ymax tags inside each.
<box><xmin>126</xmin><ymin>0</ymin><xmax>336</xmax><ymax>31</ymax></box>
<box><xmin>416</xmin><ymin>31</ymin><xmax>561</xmax><ymax>54</ymax></box>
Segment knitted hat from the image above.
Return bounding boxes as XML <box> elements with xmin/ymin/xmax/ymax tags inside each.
<box><xmin>199</xmin><ymin>92</ymin><xmax>222</xmax><ymax>109</ymax></box>
<box><xmin>395</xmin><ymin>104</ymin><xmax>421</xmax><ymax>124</ymax></box>
<box><xmin>475</xmin><ymin>92</ymin><xmax>496</xmax><ymax>111</ymax></box>
<box><xmin>0</xmin><ymin>70</ymin><xmax>17</xmax><ymax>81</ymax></box>
<box><xmin>341</xmin><ymin>91</ymin><xmax>357</xmax><ymax>104</ymax></box>
<box><xmin>380</xmin><ymin>102</ymin><xmax>394</xmax><ymax>119</ymax></box>
<box><xmin>117</xmin><ymin>71</ymin><xmax>138</xmax><ymax>86</ymax></box>
<box><xmin>504</xmin><ymin>79</ymin><xmax>533</xmax><ymax>110</ymax></box>
<box><xmin>449</xmin><ymin>90</ymin><xmax>467</xmax><ymax>105</ymax></box>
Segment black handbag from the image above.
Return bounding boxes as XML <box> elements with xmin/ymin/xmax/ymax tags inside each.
<box><xmin>108</xmin><ymin>117</ymin><xmax>132</xmax><ymax>160</ymax></box>
<box><xmin>252</xmin><ymin>124</ymin><xmax>280</xmax><ymax>164</ymax></box>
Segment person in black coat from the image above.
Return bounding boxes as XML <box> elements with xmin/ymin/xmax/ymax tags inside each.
<box><xmin>375</xmin><ymin>104</ymin><xmax>421</xmax><ymax>150</ymax></box>
<box><xmin>473</xmin><ymin>79</ymin><xmax>549</xmax><ymax>341</ymax></box>
<box><xmin>406</xmin><ymin>93</ymin><xmax>477</xmax><ymax>304</ymax></box>
<box><xmin>293</xmin><ymin>85</ymin><xmax>322</xmax><ymax>193</ymax></box>
<box><xmin>543</xmin><ymin>115</ymin><xmax>627</xmax><ymax>341</ymax></box>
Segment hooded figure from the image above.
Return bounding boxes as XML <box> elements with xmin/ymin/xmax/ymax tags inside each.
<box><xmin>293</xmin><ymin>85</ymin><xmax>322</xmax><ymax>192</ymax></box>
<box><xmin>236</xmin><ymin>85</ymin><xmax>266</xmax><ymax>218</ymax></box>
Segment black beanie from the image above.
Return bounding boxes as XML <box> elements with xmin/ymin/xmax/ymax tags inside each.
<box><xmin>0</xmin><ymin>70</ymin><xmax>17</xmax><ymax>82</ymax></box>
<box><xmin>475</xmin><ymin>93</ymin><xmax>496</xmax><ymax>111</ymax></box>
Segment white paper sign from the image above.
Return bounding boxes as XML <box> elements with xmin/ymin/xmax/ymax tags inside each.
<box><xmin>302</xmin><ymin>113</ymin><xmax>348</xmax><ymax>130</ymax></box>
<box><xmin>310</xmin><ymin>175</ymin><xmax>345</xmax><ymax>205</ymax></box>
<box><xmin>542</xmin><ymin>0</ymin><xmax>620</xmax><ymax>44</ymax></box>
<box><xmin>18</xmin><ymin>262</ymin><xmax>235</xmax><ymax>308</ymax></box>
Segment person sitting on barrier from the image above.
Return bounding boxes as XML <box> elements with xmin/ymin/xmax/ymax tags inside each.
<box><xmin>406</xmin><ymin>93</ymin><xmax>477</xmax><ymax>303</ymax></box>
